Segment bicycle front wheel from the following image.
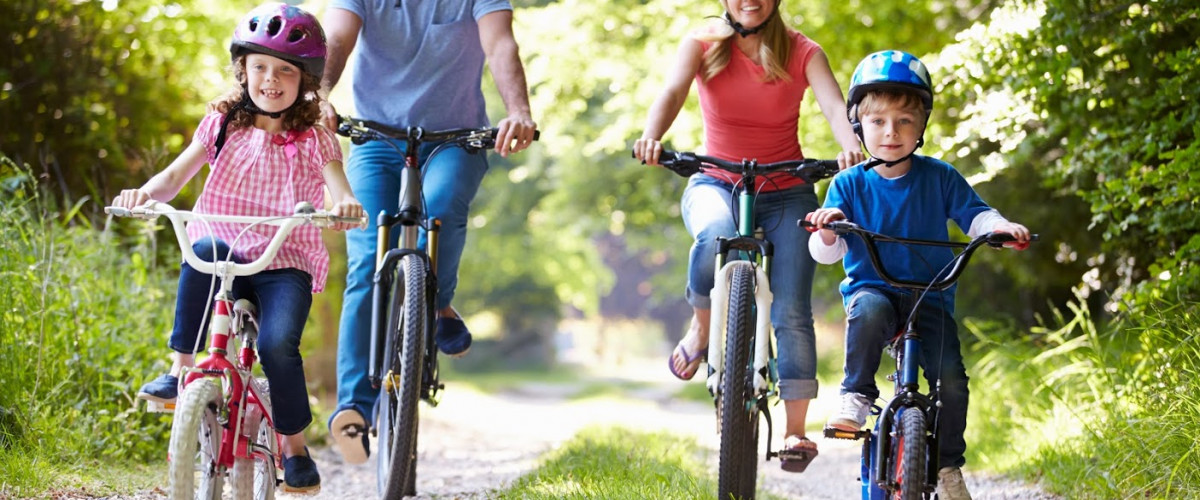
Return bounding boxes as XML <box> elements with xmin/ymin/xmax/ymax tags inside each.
<box><xmin>377</xmin><ymin>254</ymin><xmax>429</xmax><ymax>499</ymax></box>
<box><xmin>168</xmin><ymin>377</ymin><xmax>224</xmax><ymax>500</ymax></box>
<box><xmin>230</xmin><ymin>389</ymin><xmax>276</xmax><ymax>500</ymax></box>
<box><xmin>891</xmin><ymin>407</ymin><xmax>927</xmax><ymax>500</ymax></box>
<box><xmin>718</xmin><ymin>262</ymin><xmax>759</xmax><ymax>500</ymax></box>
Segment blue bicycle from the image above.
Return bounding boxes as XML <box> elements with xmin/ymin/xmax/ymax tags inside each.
<box><xmin>800</xmin><ymin>219</ymin><xmax>1034</xmax><ymax>500</ymax></box>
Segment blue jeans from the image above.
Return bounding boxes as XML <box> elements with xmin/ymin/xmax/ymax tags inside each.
<box><xmin>681</xmin><ymin>174</ymin><xmax>820</xmax><ymax>400</ymax></box>
<box><xmin>169</xmin><ymin>237</ymin><xmax>314</xmax><ymax>435</ymax></box>
<box><xmin>841</xmin><ymin>287</ymin><xmax>969</xmax><ymax>468</ymax></box>
<box><xmin>336</xmin><ymin>138</ymin><xmax>489</xmax><ymax>422</ymax></box>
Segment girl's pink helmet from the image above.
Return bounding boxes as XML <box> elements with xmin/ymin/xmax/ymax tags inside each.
<box><xmin>231</xmin><ymin>3</ymin><xmax>326</xmax><ymax>78</ymax></box>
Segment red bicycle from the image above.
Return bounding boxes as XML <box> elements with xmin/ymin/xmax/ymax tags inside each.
<box><xmin>107</xmin><ymin>201</ymin><xmax>363</xmax><ymax>499</ymax></box>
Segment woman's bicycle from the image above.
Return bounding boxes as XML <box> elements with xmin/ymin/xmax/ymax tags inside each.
<box><xmin>800</xmin><ymin>219</ymin><xmax>1034</xmax><ymax>500</ymax></box>
<box><xmin>335</xmin><ymin>116</ymin><xmax>538</xmax><ymax>499</ymax></box>
<box><xmin>106</xmin><ymin>201</ymin><xmax>363</xmax><ymax>500</ymax></box>
<box><xmin>648</xmin><ymin>150</ymin><xmax>839</xmax><ymax>500</ymax></box>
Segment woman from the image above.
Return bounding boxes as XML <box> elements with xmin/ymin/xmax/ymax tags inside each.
<box><xmin>632</xmin><ymin>0</ymin><xmax>863</xmax><ymax>472</ymax></box>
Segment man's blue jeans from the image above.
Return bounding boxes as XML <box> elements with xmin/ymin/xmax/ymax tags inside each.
<box><xmin>336</xmin><ymin>139</ymin><xmax>488</xmax><ymax>423</ymax></box>
<box><xmin>170</xmin><ymin>237</ymin><xmax>314</xmax><ymax>435</ymax></box>
<box><xmin>841</xmin><ymin>287</ymin><xmax>969</xmax><ymax>468</ymax></box>
<box><xmin>680</xmin><ymin>174</ymin><xmax>820</xmax><ymax>400</ymax></box>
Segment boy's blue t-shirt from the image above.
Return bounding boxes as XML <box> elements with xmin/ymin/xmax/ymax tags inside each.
<box><xmin>823</xmin><ymin>155</ymin><xmax>992</xmax><ymax>312</ymax></box>
<box><xmin>330</xmin><ymin>0</ymin><xmax>512</xmax><ymax>130</ymax></box>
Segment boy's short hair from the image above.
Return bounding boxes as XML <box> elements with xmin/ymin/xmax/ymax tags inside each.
<box><xmin>856</xmin><ymin>90</ymin><xmax>928</xmax><ymax>123</ymax></box>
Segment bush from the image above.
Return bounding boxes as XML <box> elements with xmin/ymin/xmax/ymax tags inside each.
<box><xmin>0</xmin><ymin>156</ymin><xmax>174</xmax><ymax>493</ymax></box>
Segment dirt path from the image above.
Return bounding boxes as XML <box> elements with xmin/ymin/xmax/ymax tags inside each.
<box><xmin>302</xmin><ymin>366</ymin><xmax>1060</xmax><ymax>500</ymax></box>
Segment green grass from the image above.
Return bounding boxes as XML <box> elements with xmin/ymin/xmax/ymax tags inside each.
<box><xmin>964</xmin><ymin>293</ymin><xmax>1200</xmax><ymax>498</ymax></box>
<box><xmin>498</xmin><ymin>425</ymin><xmax>785</xmax><ymax>500</ymax></box>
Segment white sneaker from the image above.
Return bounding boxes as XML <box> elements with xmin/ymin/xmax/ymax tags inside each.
<box><xmin>937</xmin><ymin>466</ymin><xmax>972</xmax><ymax>500</ymax></box>
<box><xmin>827</xmin><ymin>392</ymin><xmax>872</xmax><ymax>431</ymax></box>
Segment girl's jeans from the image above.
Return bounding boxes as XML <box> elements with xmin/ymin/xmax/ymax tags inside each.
<box><xmin>681</xmin><ymin>174</ymin><xmax>820</xmax><ymax>400</ymax></box>
<box><xmin>170</xmin><ymin>237</ymin><xmax>314</xmax><ymax>435</ymax></box>
<box><xmin>336</xmin><ymin>139</ymin><xmax>489</xmax><ymax>422</ymax></box>
<box><xmin>841</xmin><ymin>286</ymin><xmax>969</xmax><ymax>468</ymax></box>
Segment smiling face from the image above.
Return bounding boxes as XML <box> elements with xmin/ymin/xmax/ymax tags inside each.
<box><xmin>857</xmin><ymin>91</ymin><xmax>927</xmax><ymax>174</ymax></box>
<box><xmin>244</xmin><ymin>53</ymin><xmax>302</xmax><ymax>117</ymax></box>
<box><xmin>723</xmin><ymin>0</ymin><xmax>776</xmax><ymax>30</ymax></box>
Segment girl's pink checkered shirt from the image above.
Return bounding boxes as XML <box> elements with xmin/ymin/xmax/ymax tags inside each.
<box><xmin>185</xmin><ymin>112</ymin><xmax>343</xmax><ymax>293</ymax></box>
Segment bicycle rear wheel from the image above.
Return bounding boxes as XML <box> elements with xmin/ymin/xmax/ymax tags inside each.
<box><xmin>718</xmin><ymin>262</ymin><xmax>759</xmax><ymax>500</ymax></box>
<box><xmin>891</xmin><ymin>407</ymin><xmax>927</xmax><ymax>500</ymax></box>
<box><xmin>168</xmin><ymin>377</ymin><xmax>224</xmax><ymax>500</ymax></box>
<box><xmin>377</xmin><ymin>254</ymin><xmax>428</xmax><ymax>499</ymax></box>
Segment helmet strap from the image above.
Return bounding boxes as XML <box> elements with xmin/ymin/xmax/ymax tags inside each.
<box><xmin>721</xmin><ymin>7</ymin><xmax>777</xmax><ymax>38</ymax></box>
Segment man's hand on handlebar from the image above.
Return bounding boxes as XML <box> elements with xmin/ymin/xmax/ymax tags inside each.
<box><xmin>494</xmin><ymin>114</ymin><xmax>538</xmax><ymax>157</ymax></box>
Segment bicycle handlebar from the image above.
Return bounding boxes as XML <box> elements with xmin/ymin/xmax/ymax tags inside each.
<box><xmin>635</xmin><ymin>149</ymin><xmax>840</xmax><ymax>184</ymax></box>
<box><xmin>336</xmin><ymin>115</ymin><xmax>540</xmax><ymax>149</ymax></box>
<box><xmin>105</xmin><ymin>201</ymin><xmax>367</xmax><ymax>278</ymax></box>
<box><xmin>799</xmin><ymin>219</ymin><xmax>1038</xmax><ymax>291</ymax></box>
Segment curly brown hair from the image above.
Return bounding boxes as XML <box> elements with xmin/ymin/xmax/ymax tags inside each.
<box><xmin>210</xmin><ymin>55</ymin><xmax>323</xmax><ymax>132</ymax></box>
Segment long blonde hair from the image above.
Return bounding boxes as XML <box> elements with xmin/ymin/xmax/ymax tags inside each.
<box><xmin>698</xmin><ymin>1</ymin><xmax>792</xmax><ymax>83</ymax></box>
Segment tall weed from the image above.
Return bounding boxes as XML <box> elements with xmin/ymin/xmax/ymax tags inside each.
<box><xmin>0</xmin><ymin>157</ymin><xmax>173</xmax><ymax>493</ymax></box>
<box><xmin>966</xmin><ymin>288</ymin><xmax>1200</xmax><ymax>498</ymax></box>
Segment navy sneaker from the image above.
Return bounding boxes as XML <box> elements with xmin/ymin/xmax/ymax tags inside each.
<box><xmin>136</xmin><ymin>374</ymin><xmax>179</xmax><ymax>404</ymax></box>
<box><xmin>434</xmin><ymin>316</ymin><xmax>472</xmax><ymax>357</ymax></box>
<box><xmin>282</xmin><ymin>449</ymin><xmax>321</xmax><ymax>493</ymax></box>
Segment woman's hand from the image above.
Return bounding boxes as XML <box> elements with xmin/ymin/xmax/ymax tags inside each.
<box><xmin>837</xmin><ymin>149</ymin><xmax>866</xmax><ymax>170</ymax></box>
<box><xmin>633</xmin><ymin>137</ymin><xmax>664</xmax><ymax>166</ymax></box>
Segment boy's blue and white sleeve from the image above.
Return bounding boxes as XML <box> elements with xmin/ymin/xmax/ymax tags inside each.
<box><xmin>808</xmin><ymin>233</ymin><xmax>847</xmax><ymax>264</ymax></box>
<box><xmin>966</xmin><ymin>209</ymin><xmax>1012</xmax><ymax>238</ymax></box>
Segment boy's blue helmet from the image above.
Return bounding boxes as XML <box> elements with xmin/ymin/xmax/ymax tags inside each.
<box><xmin>847</xmin><ymin>50</ymin><xmax>933</xmax><ymax>113</ymax></box>
<box><xmin>847</xmin><ymin>50</ymin><xmax>934</xmax><ymax>166</ymax></box>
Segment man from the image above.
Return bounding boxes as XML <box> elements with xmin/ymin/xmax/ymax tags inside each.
<box><xmin>319</xmin><ymin>0</ymin><xmax>537</xmax><ymax>464</ymax></box>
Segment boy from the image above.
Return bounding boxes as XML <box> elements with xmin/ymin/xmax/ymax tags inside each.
<box><xmin>805</xmin><ymin>50</ymin><xmax>1030</xmax><ymax>500</ymax></box>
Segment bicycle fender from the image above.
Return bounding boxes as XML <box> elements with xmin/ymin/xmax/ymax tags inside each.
<box><xmin>752</xmin><ymin>265</ymin><xmax>774</xmax><ymax>392</ymax></box>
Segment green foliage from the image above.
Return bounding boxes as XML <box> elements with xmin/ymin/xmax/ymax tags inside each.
<box><xmin>0</xmin><ymin>157</ymin><xmax>174</xmax><ymax>493</ymax></box>
<box><xmin>935</xmin><ymin>0</ymin><xmax>1200</xmax><ymax>311</ymax></box>
<box><xmin>0</xmin><ymin>0</ymin><xmax>235</xmax><ymax>206</ymax></box>
<box><xmin>966</xmin><ymin>291</ymin><xmax>1200</xmax><ymax>498</ymax></box>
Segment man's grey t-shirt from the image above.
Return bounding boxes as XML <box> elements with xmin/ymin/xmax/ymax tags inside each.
<box><xmin>330</xmin><ymin>0</ymin><xmax>512</xmax><ymax>130</ymax></box>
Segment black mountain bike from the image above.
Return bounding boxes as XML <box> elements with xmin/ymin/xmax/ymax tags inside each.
<box><xmin>651</xmin><ymin>150</ymin><xmax>838</xmax><ymax>500</ymax></box>
<box><xmin>800</xmin><ymin>219</ymin><xmax>1034</xmax><ymax>499</ymax></box>
<box><xmin>337</xmin><ymin>117</ymin><xmax>537</xmax><ymax>499</ymax></box>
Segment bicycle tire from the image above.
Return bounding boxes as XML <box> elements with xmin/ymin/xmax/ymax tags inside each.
<box><xmin>892</xmin><ymin>407</ymin><xmax>927</xmax><ymax>500</ymax></box>
<box><xmin>230</xmin><ymin>395</ymin><xmax>276</xmax><ymax>500</ymax></box>
<box><xmin>718</xmin><ymin>262</ymin><xmax>759</xmax><ymax>500</ymax></box>
<box><xmin>377</xmin><ymin>254</ymin><xmax>428</xmax><ymax>499</ymax></box>
<box><xmin>167</xmin><ymin>377</ymin><xmax>224</xmax><ymax>500</ymax></box>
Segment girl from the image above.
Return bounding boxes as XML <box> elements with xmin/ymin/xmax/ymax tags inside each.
<box><xmin>632</xmin><ymin>0</ymin><xmax>864</xmax><ymax>473</ymax></box>
<box><xmin>112</xmin><ymin>3</ymin><xmax>362</xmax><ymax>492</ymax></box>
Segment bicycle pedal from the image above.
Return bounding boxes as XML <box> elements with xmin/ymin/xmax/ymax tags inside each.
<box><xmin>823</xmin><ymin>426</ymin><xmax>868</xmax><ymax>440</ymax></box>
<box><xmin>144</xmin><ymin>399</ymin><xmax>176</xmax><ymax>413</ymax></box>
